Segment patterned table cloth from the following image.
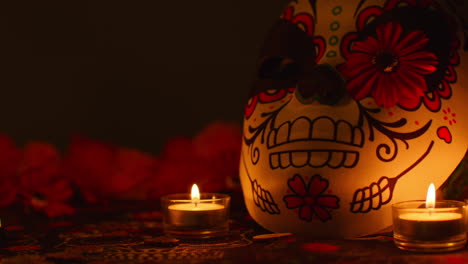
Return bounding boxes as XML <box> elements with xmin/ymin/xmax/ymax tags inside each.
<box><xmin>0</xmin><ymin>202</ymin><xmax>466</xmax><ymax>264</ymax></box>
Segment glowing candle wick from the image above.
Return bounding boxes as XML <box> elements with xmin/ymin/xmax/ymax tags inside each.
<box><xmin>191</xmin><ymin>184</ymin><xmax>200</xmax><ymax>207</ymax></box>
<box><xmin>426</xmin><ymin>183</ymin><xmax>436</xmax><ymax>216</ymax></box>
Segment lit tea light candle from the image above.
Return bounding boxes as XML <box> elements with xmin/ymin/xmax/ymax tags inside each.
<box><xmin>392</xmin><ymin>183</ymin><xmax>467</xmax><ymax>252</ymax></box>
<box><xmin>168</xmin><ymin>184</ymin><xmax>225</xmax><ymax>227</ymax></box>
<box><xmin>161</xmin><ymin>184</ymin><xmax>230</xmax><ymax>238</ymax></box>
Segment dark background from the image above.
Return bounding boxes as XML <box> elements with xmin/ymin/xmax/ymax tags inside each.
<box><xmin>0</xmin><ymin>0</ymin><xmax>289</xmax><ymax>154</ymax></box>
<box><xmin>0</xmin><ymin>0</ymin><xmax>467</xmax><ymax>155</ymax></box>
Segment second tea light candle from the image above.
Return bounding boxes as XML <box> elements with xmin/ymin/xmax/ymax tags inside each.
<box><xmin>392</xmin><ymin>184</ymin><xmax>466</xmax><ymax>252</ymax></box>
<box><xmin>162</xmin><ymin>184</ymin><xmax>230</xmax><ymax>238</ymax></box>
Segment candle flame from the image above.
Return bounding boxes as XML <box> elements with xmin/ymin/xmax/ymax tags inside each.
<box><xmin>191</xmin><ymin>184</ymin><xmax>200</xmax><ymax>205</ymax></box>
<box><xmin>426</xmin><ymin>183</ymin><xmax>435</xmax><ymax>209</ymax></box>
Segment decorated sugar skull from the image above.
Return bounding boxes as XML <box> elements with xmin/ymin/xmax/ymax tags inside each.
<box><xmin>240</xmin><ymin>0</ymin><xmax>468</xmax><ymax>238</ymax></box>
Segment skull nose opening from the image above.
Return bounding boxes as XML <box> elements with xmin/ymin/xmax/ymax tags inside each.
<box><xmin>296</xmin><ymin>64</ymin><xmax>347</xmax><ymax>105</ymax></box>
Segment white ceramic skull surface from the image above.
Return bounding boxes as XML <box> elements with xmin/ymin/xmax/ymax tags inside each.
<box><xmin>240</xmin><ymin>0</ymin><xmax>468</xmax><ymax>238</ymax></box>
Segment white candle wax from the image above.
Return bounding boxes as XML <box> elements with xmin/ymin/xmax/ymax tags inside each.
<box><xmin>397</xmin><ymin>211</ymin><xmax>464</xmax><ymax>241</ymax></box>
<box><xmin>169</xmin><ymin>202</ymin><xmax>224</xmax><ymax>211</ymax></box>
<box><xmin>399</xmin><ymin>212</ymin><xmax>462</xmax><ymax>221</ymax></box>
<box><xmin>167</xmin><ymin>202</ymin><xmax>227</xmax><ymax>228</ymax></box>
<box><xmin>162</xmin><ymin>185</ymin><xmax>230</xmax><ymax>238</ymax></box>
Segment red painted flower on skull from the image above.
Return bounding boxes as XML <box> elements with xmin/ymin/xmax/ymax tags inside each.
<box><xmin>339</xmin><ymin>21</ymin><xmax>438</xmax><ymax>108</ymax></box>
<box><xmin>284</xmin><ymin>174</ymin><xmax>339</xmax><ymax>222</ymax></box>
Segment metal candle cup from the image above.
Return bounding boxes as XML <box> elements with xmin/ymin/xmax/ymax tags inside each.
<box><xmin>392</xmin><ymin>200</ymin><xmax>466</xmax><ymax>252</ymax></box>
<box><xmin>465</xmin><ymin>199</ymin><xmax>468</xmax><ymax>230</ymax></box>
<box><xmin>161</xmin><ymin>193</ymin><xmax>230</xmax><ymax>238</ymax></box>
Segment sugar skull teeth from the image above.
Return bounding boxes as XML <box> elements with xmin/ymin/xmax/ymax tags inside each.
<box><xmin>266</xmin><ymin>117</ymin><xmax>363</xmax><ymax>169</ymax></box>
<box><xmin>350</xmin><ymin>176</ymin><xmax>394</xmax><ymax>213</ymax></box>
<box><xmin>267</xmin><ymin>117</ymin><xmax>364</xmax><ymax>149</ymax></box>
<box><xmin>269</xmin><ymin>150</ymin><xmax>359</xmax><ymax>169</ymax></box>
<box><xmin>349</xmin><ymin>141</ymin><xmax>435</xmax><ymax>214</ymax></box>
<box><xmin>251</xmin><ymin>177</ymin><xmax>281</xmax><ymax>214</ymax></box>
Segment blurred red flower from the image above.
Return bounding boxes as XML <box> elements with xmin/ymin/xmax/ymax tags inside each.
<box><xmin>149</xmin><ymin>121</ymin><xmax>242</xmax><ymax>199</ymax></box>
<box><xmin>18</xmin><ymin>142</ymin><xmax>61</xmax><ymax>186</ymax></box>
<box><xmin>0</xmin><ymin>121</ymin><xmax>242</xmax><ymax>216</ymax></box>
<box><xmin>63</xmin><ymin>135</ymin><xmax>158</xmax><ymax>202</ymax></box>
<box><xmin>24</xmin><ymin>179</ymin><xmax>75</xmax><ymax>217</ymax></box>
<box><xmin>18</xmin><ymin>142</ymin><xmax>75</xmax><ymax>217</ymax></box>
<box><xmin>0</xmin><ymin>134</ymin><xmax>21</xmax><ymax>207</ymax></box>
<box><xmin>193</xmin><ymin>121</ymin><xmax>242</xmax><ymax>191</ymax></box>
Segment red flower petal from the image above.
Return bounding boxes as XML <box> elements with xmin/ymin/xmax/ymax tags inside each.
<box><xmin>43</xmin><ymin>202</ymin><xmax>76</xmax><ymax>218</ymax></box>
<box><xmin>385</xmin><ymin>74</ymin><xmax>399</xmax><ymax>107</ymax></box>
<box><xmin>345</xmin><ymin>67</ymin><xmax>379</xmax><ymax>99</ymax></box>
<box><xmin>398</xmin><ymin>66</ymin><xmax>429</xmax><ymax>91</ymax></box>
<box><xmin>398</xmin><ymin>96</ymin><xmax>422</xmax><ymax>110</ymax></box>
<box><xmin>423</xmin><ymin>90</ymin><xmax>442</xmax><ymax>111</ymax></box>
<box><xmin>394</xmin><ymin>31</ymin><xmax>429</xmax><ymax>57</ymax></box>
<box><xmin>394</xmin><ymin>85</ymin><xmax>421</xmax><ymax>105</ymax></box>
<box><xmin>339</xmin><ymin>53</ymin><xmax>374</xmax><ymax>78</ymax></box>
<box><xmin>317</xmin><ymin>195</ymin><xmax>339</xmax><ymax>209</ymax></box>
<box><xmin>288</xmin><ymin>175</ymin><xmax>307</xmax><ymax>196</ymax></box>
<box><xmin>404</xmin><ymin>64</ymin><xmax>437</xmax><ymax>75</ymax></box>
<box><xmin>372</xmin><ymin>74</ymin><xmax>396</xmax><ymax>108</ymax></box>
<box><xmin>107</xmin><ymin>148</ymin><xmax>157</xmax><ymax>197</ymax></box>
<box><xmin>308</xmin><ymin>175</ymin><xmax>328</xmax><ymax>196</ymax></box>
<box><xmin>377</xmin><ymin>21</ymin><xmax>402</xmax><ymax>51</ymax></box>
<box><xmin>438</xmin><ymin>79</ymin><xmax>452</xmax><ymax>98</ymax></box>
<box><xmin>19</xmin><ymin>142</ymin><xmax>61</xmax><ymax>189</ymax></box>
<box><xmin>400</xmin><ymin>50</ymin><xmax>438</xmax><ymax>63</ymax></box>
<box><xmin>284</xmin><ymin>195</ymin><xmax>305</xmax><ymax>209</ymax></box>
<box><xmin>393</xmin><ymin>71</ymin><xmax>426</xmax><ymax>100</ymax></box>
<box><xmin>0</xmin><ymin>182</ymin><xmax>18</xmax><ymax>207</ymax></box>
<box><xmin>352</xmin><ymin>37</ymin><xmax>379</xmax><ymax>54</ymax></box>
<box><xmin>400</xmin><ymin>52</ymin><xmax>438</xmax><ymax>75</ymax></box>
<box><xmin>46</xmin><ymin>180</ymin><xmax>74</xmax><ymax>201</ymax></box>
<box><xmin>299</xmin><ymin>205</ymin><xmax>313</xmax><ymax>221</ymax></box>
<box><xmin>312</xmin><ymin>205</ymin><xmax>331</xmax><ymax>222</ymax></box>
<box><xmin>354</xmin><ymin>69</ymin><xmax>379</xmax><ymax>99</ymax></box>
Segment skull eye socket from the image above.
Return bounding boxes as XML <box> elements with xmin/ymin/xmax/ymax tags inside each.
<box><xmin>249</xmin><ymin>19</ymin><xmax>316</xmax><ymax>98</ymax></box>
<box><xmin>258</xmin><ymin>56</ymin><xmax>301</xmax><ymax>80</ymax></box>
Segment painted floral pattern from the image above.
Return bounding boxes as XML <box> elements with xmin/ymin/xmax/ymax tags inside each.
<box><xmin>245</xmin><ymin>6</ymin><xmax>326</xmax><ymax>119</ymax></box>
<box><xmin>244</xmin><ymin>88</ymin><xmax>294</xmax><ymax>119</ymax></box>
<box><xmin>282</xmin><ymin>6</ymin><xmax>325</xmax><ymax>64</ymax></box>
<box><xmin>339</xmin><ymin>21</ymin><xmax>438</xmax><ymax>108</ymax></box>
<box><xmin>284</xmin><ymin>174</ymin><xmax>339</xmax><ymax>222</ymax></box>
<box><xmin>341</xmin><ymin>0</ymin><xmax>460</xmax><ymax>111</ymax></box>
